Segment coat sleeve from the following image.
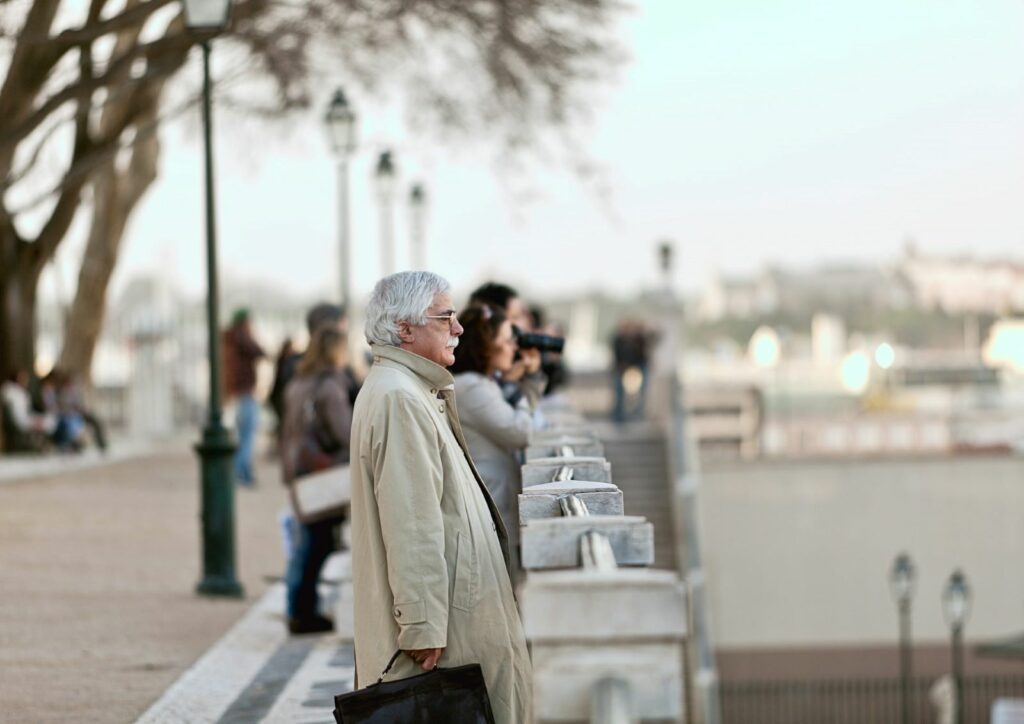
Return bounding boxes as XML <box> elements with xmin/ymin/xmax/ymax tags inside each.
<box><xmin>370</xmin><ymin>394</ymin><xmax>449</xmax><ymax>650</ymax></box>
<box><xmin>460</xmin><ymin>378</ymin><xmax>533</xmax><ymax>453</ymax></box>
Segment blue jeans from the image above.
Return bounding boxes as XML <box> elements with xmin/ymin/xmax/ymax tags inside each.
<box><xmin>285</xmin><ymin>519</ymin><xmax>337</xmax><ymax>620</ymax></box>
<box><xmin>233</xmin><ymin>394</ymin><xmax>258</xmax><ymax>485</ymax></box>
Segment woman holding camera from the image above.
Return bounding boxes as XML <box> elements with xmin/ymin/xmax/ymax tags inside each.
<box><xmin>451</xmin><ymin>305</ymin><xmax>544</xmax><ymax>573</ymax></box>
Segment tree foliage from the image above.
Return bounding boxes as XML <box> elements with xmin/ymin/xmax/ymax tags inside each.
<box><xmin>0</xmin><ymin>0</ymin><xmax>626</xmax><ymax>380</ymax></box>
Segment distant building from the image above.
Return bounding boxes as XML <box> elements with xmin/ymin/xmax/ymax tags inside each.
<box><xmin>698</xmin><ymin>264</ymin><xmax>912</xmax><ymax>321</ymax></box>
<box><xmin>900</xmin><ymin>243</ymin><xmax>1024</xmax><ymax>314</ymax></box>
<box><xmin>699</xmin><ymin>244</ymin><xmax>1024</xmax><ymax>322</ymax></box>
<box><xmin>697</xmin><ymin>271</ymin><xmax>778</xmax><ymax>320</ymax></box>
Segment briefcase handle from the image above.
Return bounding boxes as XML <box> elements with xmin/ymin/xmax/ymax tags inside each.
<box><xmin>376</xmin><ymin>649</ymin><xmax>439</xmax><ymax>684</ymax></box>
<box><xmin>377</xmin><ymin>650</ymin><xmax>403</xmax><ymax>684</ymax></box>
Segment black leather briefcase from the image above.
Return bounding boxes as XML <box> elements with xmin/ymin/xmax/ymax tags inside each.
<box><xmin>333</xmin><ymin>650</ymin><xmax>496</xmax><ymax>724</ymax></box>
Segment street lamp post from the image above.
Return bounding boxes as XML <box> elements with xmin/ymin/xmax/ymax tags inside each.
<box><xmin>889</xmin><ymin>553</ymin><xmax>917</xmax><ymax>724</ymax></box>
<box><xmin>409</xmin><ymin>183</ymin><xmax>426</xmax><ymax>270</ymax></box>
<box><xmin>374</xmin><ymin>151</ymin><xmax>397</xmax><ymax>276</ymax></box>
<box><xmin>943</xmin><ymin>569</ymin><xmax>972</xmax><ymax>724</ymax></box>
<box><xmin>324</xmin><ymin>89</ymin><xmax>357</xmax><ymax>309</ymax></box>
<box><xmin>183</xmin><ymin>0</ymin><xmax>242</xmax><ymax>598</ymax></box>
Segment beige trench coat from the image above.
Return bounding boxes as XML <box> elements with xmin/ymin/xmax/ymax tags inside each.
<box><xmin>349</xmin><ymin>344</ymin><xmax>533</xmax><ymax>724</ymax></box>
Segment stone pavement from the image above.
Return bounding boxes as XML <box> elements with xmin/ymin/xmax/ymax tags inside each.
<box><xmin>136</xmin><ymin>579</ymin><xmax>355</xmax><ymax>724</ymax></box>
<box><xmin>132</xmin><ymin>422</ymin><xmax>678</xmax><ymax>724</ymax></box>
<box><xmin>0</xmin><ymin>444</ymin><xmax>289</xmax><ymax>723</ymax></box>
<box><xmin>0</xmin><ymin>421</ymin><xmax>676</xmax><ymax>723</ymax></box>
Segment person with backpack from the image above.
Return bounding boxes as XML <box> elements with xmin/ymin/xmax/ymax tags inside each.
<box><xmin>280</xmin><ymin>326</ymin><xmax>353</xmax><ymax>634</ymax></box>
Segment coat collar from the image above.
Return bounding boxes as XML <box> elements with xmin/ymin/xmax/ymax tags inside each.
<box><xmin>371</xmin><ymin>344</ymin><xmax>455</xmax><ymax>393</ymax></box>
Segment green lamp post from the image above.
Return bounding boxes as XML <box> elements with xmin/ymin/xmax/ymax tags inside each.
<box><xmin>943</xmin><ymin>569</ymin><xmax>971</xmax><ymax>724</ymax></box>
<box><xmin>183</xmin><ymin>0</ymin><xmax>243</xmax><ymax>598</ymax></box>
<box><xmin>325</xmin><ymin>88</ymin><xmax>357</xmax><ymax>310</ymax></box>
<box><xmin>889</xmin><ymin>553</ymin><xmax>916</xmax><ymax>724</ymax></box>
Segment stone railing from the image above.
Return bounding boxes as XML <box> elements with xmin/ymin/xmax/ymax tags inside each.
<box><xmin>520</xmin><ymin>397</ymin><xmax>689</xmax><ymax>723</ymax></box>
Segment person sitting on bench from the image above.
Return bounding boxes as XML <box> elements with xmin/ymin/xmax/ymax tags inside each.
<box><xmin>1</xmin><ymin>370</ymin><xmax>56</xmax><ymax>453</ymax></box>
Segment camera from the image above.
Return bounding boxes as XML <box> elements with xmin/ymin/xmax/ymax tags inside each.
<box><xmin>512</xmin><ymin>326</ymin><xmax>565</xmax><ymax>354</ymax></box>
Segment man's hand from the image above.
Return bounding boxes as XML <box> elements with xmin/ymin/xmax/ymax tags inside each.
<box><xmin>403</xmin><ymin>647</ymin><xmax>444</xmax><ymax>671</ymax></box>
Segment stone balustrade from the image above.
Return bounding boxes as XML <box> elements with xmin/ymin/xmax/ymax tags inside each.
<box><xmin>333</xmin><ymin>396</ymin><xmax>689</xmax><ymax>722</ymax></box>
<box><xmin>520</xmin><ymin>399</ymin><xmax>688</xmax><ymax>723</ymax></box>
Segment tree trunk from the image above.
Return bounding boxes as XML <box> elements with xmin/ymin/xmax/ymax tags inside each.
<box><xmin>59</xmin><ymin>118</ymin><xmax>161</xmax><ymax>382</ymax></box>
<box><xmin>0</xmin><ymin>254</ymin><xmax>40</xmax><ymax>380</ymax></box>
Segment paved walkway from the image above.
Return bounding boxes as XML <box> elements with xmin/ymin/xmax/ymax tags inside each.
<box><xmin>0</xmin><ymin>420</ymin><xmax>677</xmax><ymax>723</ymax></box>
<box><xmin>0</xmin><ymin>444</ymin><xmax>289</xmax><ymax>723</ymax></box>
<box><xmin>136</xmin><ymin>582</ymin><xmax>354</xmax><ymax>724</ymax></box>
<box><xmin>135</xmin><ymin>575</ymin><xmax>356</xmax><ymax>724</ymax></box>
<box><xmin>132</xmin><ymin>422</ymin><xmax>679</xmax><ymax>723</ymax></box>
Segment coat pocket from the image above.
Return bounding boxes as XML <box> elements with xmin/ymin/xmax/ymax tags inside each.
<box><xmin>451</xmin><ymin>530</ymin><xmax>478</xmax><ymax>612</ymax></box>
<box><xmin>392</xmin><ymin>599</ymin><xmax>426</xmax><ymax>624</ymax></box>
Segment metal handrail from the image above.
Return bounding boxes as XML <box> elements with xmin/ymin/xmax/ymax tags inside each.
<box><xmin>558</xmin><ymin>494</ymin><xmax>619</xmax><ymax>571</ymax></box>
<box><xmin>580</xmin><ymin>530</ymin><xmax>618</xmax><ymax>572</ymax></box>
<box><xmin>553</xmin><ymin>465</ymin><xmax>575</xmax><ymax>482</ymax></box>
<box><xmin>558</xmin><ymin>493</ymin><xmax>589</xmax><ymax>517</ymax></box>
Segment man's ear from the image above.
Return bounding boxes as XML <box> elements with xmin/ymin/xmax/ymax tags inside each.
<box><xmin>397</xmin><ymin>321</ymin><xmax>415</xmax><ymax>344</ymax></box>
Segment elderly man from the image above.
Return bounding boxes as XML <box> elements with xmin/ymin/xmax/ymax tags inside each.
<box><xmin>350</xmin><ymin>271</ymin><xmax>532</xmax><ymax>724</ymax></box>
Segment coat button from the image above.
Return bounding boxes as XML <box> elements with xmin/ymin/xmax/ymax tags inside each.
<box><xmin>438</xmin><ymin>405</ymin><xmax>445</xmax><ymax>412</ymax></box>
<box><xmin>430</xmin><ymin>388</ymin><xmax>437</xmax><ymax>395</ymax></box>
<box><xmin>394</xmin><ymin>608</ymin><xmax>401</xmax><ymax>617</ymax></box>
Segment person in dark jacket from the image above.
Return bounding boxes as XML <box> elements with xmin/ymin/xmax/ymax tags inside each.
<box><xmin>280</xmin><ymin>326</ymin><xmax>353</xmax><ymax>634</ymax></box>
<box><xmin>223</xmin><ymin>308</ymin><xmax>266</xmax><ymax>486</ymax></box>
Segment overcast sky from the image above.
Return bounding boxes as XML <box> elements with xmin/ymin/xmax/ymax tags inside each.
<box><xmin>51</xmin><ymin>0</ymin><xmax>1024</xmax><ymax>306</ymax></box>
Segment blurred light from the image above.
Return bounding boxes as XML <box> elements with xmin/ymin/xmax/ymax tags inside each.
<box><xmin>875</xmin><ymin>342</ymin><xmax>896</xmax><ymax>370</ymax></box>
<box><xmin>889</xmin><ymin>552</ymin><xmax>916</xmax><ymax>605</ymax></box>
<box><xmin>942</xmin><ymin>569</ymin><xmax>971</xmax><ymax>628</ymax></box>
<box><xmin>749</xmin><ymin>326</ymin><xmax>781</xmax><ymax>368</ymax></box>
<box><xmin>840</xmin><ymin>351</ymin><xmax>871</xmax><ymax>394</ymax></box>
<box><xmin>324</xmin><ymin>88</ymin><xmax>357</xmax><ymax>158</ymax></box>
<box><xmin>984</xmin><ymin>320</ymin><xmax>1024</xmax><ymax>373</ymax></box>
<box><xmin>182</xmin><ymin>0</ymin><xmax>231</xmax><ymax>30</ymax></box>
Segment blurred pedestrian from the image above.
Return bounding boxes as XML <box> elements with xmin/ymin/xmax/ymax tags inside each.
<box><xmin>41</xmin><ymin>369</ymin><xmax>85</xmax><ymax>452</ymax></box>
<box><xmin>280</xmin><ymin>327</ymin><xmax>353</xmax><ymax>634</ymax></box>
<box><xmin>1</xmin><ymin>370</ymin><xmax>55</xmax><ymax>452</ymax></box>
<box><xmin>350</xmin><ymin>272</ymin><xmax>532</xmax><ymax>724</ymax></box>
<box><xmin>57</xmin><ymin>371</ymin><xmax>107</xmax><ymax>452</ymax></box>
<box><xmin>451</xmin><ymin>304</ymin><xmax>540</xmax><ymax>575</ymax></box>
<box><xmin>273</xmin><ymin>303</ymin><xmax>360</xmax><ymax>412</ymax></box>
<box><xmin>268</xmin><ymin>337</ymin><xmax>295</xmax><ymax>452</ymax></box>
<box><xmin>611</xmin><ymin>319</ymin><xmax>656</xmax><ymax>422</ymax></box>
<box><xmin>223</xmin><ymin>308</ymin><xmax>265</xmax><ymax>486</ymax></box>
<box><xmin>529</xmin><ymin>304</ymin><xmax>569</xmax><ymax>396</ymax></box>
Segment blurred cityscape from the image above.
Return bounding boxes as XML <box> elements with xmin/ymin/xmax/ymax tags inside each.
<box><xmin>35</xmin><ymin>241</ymin><xmax>1024</xmax><ymax>459</ymax></box>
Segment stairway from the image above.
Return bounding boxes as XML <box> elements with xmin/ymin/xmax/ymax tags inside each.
<box><xmin>599</xmin><ymin>422</ymin><xmax>678</xmax><ymax>572</ymax></box>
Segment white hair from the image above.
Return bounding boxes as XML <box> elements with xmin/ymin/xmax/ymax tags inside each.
<box><xmin>364</xmin><ymin>271</ymin><xmax>451</xmax><ymax>346</ymax></box>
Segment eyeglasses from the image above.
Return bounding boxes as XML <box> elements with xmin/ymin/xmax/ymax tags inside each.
<box><xmin>423</xmin><ymin>310</ymin><xmax>458</xmax><ymax>328</ymax></box>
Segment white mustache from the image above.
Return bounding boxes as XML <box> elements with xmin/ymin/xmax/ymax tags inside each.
<box><xmin>446</xmin><ymin>337</ymin><xmax>459</xmax><ymax>349</ymax></box>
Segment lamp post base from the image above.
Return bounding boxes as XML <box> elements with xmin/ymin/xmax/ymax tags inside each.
<box><xmin>195</xmin><ymin>423</ymin><xmax>244</xmax><ymax>599</ymax></box>
<box><xmin>196</xmin><ymin>575</ymin><xmax>244</xmax><ymax>598</ymax></box>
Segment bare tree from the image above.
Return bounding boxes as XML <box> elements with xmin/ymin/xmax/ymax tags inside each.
<box><xmin>0</xmin><ymin>0</ymin><xmax>624</xmax><ymax>382</ymax></box>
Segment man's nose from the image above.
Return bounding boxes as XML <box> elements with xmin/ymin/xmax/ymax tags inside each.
<box><xmin>451</xmin><ymin>318</ymin><xmax>464</xmax><ymax>336</ymax></box>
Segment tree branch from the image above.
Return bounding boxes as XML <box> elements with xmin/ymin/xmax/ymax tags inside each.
<box><xmin>51</xmin><ymin>0</ymin><xmax>174</xmax><ymax>49</ymax></box>
<box><xmin>0</xmin><ymin>30</ymin><xmax>193</xmax><ymax>156</ymax></box>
